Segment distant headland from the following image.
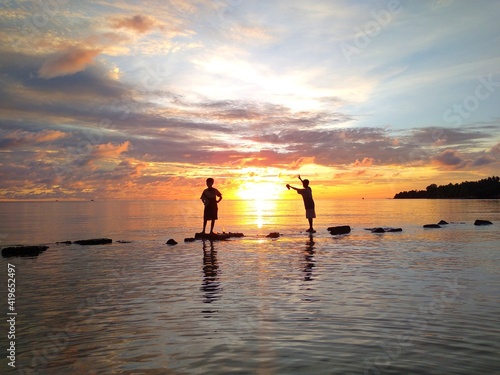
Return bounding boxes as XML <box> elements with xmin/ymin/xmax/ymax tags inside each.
<box><xmin>394</xmin><ymin>176</ymin><xmax>500</xmax><ymax>199</ymax></box>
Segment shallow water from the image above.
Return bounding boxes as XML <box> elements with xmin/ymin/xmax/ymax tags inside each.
<box><xmin>0</xmin><ymin>199</ymin><xmax>499</xmax><ymax>374</ymax></box>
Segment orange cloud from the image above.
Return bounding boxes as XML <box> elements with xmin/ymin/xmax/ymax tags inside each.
<box><xmin>39</xmin><ymin>47</ymin><xmax>102</xmax><ymax>78</ymax></box>
<box><xmin>93</xmin><ymin>141</ymin><xmax>131</xmax><ymax>158</ymax></box>
<box><xmin>117</xmin><ymin>159</ymin><xmax>147</xmax><ymax>178</ymax></box>
<box><xmin>1</xmin><ymin>130</ymin><xmax>69</xmax><ymax>147</ymax></box>
<box><xmin>353</xmin><ymin>157</ymin><xmax>374</xmax><ymax>167</ymax></box>
<box><xmin>288</xmin><ymin>156</ymin><xmax>316</xmax><ymax>169</ymax></box>
<box><xmin>32</xmin><ymin>130</ymin><xmax>69</xmax><ymax>143</ymax></box>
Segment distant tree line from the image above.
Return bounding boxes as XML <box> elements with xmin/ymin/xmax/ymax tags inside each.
<box><xmin>394</xmin><ymin>176</ymin><xmax>500</xmax><ymax>199</ymax></box>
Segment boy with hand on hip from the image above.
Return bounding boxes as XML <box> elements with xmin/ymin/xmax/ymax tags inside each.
<box><xmin>286</xmin><ymin>175</ymin><xmax>316</xmax><ymax>233</ymax></box>
<box><xmin>200</xmin><ymin>178</ymin><xmax>223</xmax><ymax>234</ymax></box>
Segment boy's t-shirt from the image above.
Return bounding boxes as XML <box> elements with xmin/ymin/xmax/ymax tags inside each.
<box><xmin>297</xmin><ymin>187</ymin><xmax>315</xmax><ymax>209</ymax></box>
<box><xmin>201</xmin><ymin>187</ymin><xmax>222</xmax><ymax>203</ymax></box>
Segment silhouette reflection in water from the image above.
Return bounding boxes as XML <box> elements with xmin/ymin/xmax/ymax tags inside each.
<box><xmin>303</xmin><ymin>234</ymin><xmax>315</xmax><ymax>282</ymax></box>
<box><xmin>201</xmin><ymin>240</ymin><xmax>221</xmax><ymax>316</ymax></box>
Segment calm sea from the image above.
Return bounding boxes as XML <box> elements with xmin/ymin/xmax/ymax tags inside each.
<box><xmin>0</xmin><ymin>199</ymin><xmax>499</xmax><ymax>374</ymax></box>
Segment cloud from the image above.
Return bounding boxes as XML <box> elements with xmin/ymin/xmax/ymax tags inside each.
<box><xmin>93</xmin><ymin>141</ymin><xmax>131</xmax><ymax>158</ymax></box>
<box><xmin>353</xmin><ymin>157</ymin><xmax>374</xmax><ymax>167</ymax></box>
<box><xmin>0</xmin><ymin>129</ymin><xmax>69</xmax><ymax>148</ymax></box>
<box><xmin>116</xmin><ymin>159</ymin><xmax>147</xmax><ymax>178</ymax></box>
<box><xmin>490</xmin><ymin>143</ymin><xmax>500</xmax><ymax>155</ymax></box>
<box><xmin>433</xmin><ymin>149</ymin><xmax>467</xmax><ymax>169</ymax></box>
<box><xmin>472</xmin><ymin>155</ymin><xmax>496</xmax><ymax>167</ymax></box>
<box><xmin>39</xmin><ymin>47</ymin><xmax>102</xmax><ymax>79</ymax></box>
<box><xmin>471</xmin><ymin>142</ymin><xmax>500</xmax><ymax>167</ymax></box>
<box><xmin>110</xmin><ymin>14</ymin><xmax>159</xmax><ymax>34</ymax></box>
<box><xmin>411</xmin><ymin>126</ymin><xmax>495</xmax><ymax>147</ymax></box>
<box><xmin>288</xmin><ymin>156</ymin><xmax>316</xmax><ymax>170</ymax></box>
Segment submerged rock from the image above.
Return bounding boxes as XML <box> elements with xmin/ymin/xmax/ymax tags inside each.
<box><xmin>194</xmin><ymin>232</ymin><xmax>244</xmax><ymax>241</ymax></box>
<box><xmin>266</xmin><ymin>232</ymin><xmax>280</xmax><ymax>238</ymax></box>
<box><xmin>366</xmin><ymin>227</ymin><xmax>403</xmax><ymax>233</ymax></box>
<box><xmin>327</xmin><ymin>225</ymin><xmax>351</xmax><ymax>235</ymax></box>
<box><xmin>423</xmin><ymin>224</ymin><xmax>441</xmax><ymax>228</ymax></box>
<box><xmin>438</xmin><ymin>220</ymin><xmax>449</xmax><ymax>225</ymax></box>
<box><xmin>386</xmin><ymin>228</ymin><xmax>403</xmax><ymax>232</ymax></box>
<box><xmin>166</xmin><ymin>239</ymin><xmax>178</xmax><ymax>245</ymax></box>
<box><xmin>2</xmin><ymin>245</ymin><xmax>49</xmax><ymax>258</ymax></box>
<box><xmin>184</xmin><ymin>237</ymin><xmax>196</xmax><ymax>242</ymax></box>
<box><xmin>73</xmin><ymin>238</ymin><xmax>112</xmax><ymax>245</ymax></box>
<box><xmin>56</xmin><ymin>241</ymin><xmax>72</xmax><ymax>245</ymax></box>
<box><xmin>474</xmin><ymin>219</ymin><xmax>493</xmax><ymax>226</ymax></box>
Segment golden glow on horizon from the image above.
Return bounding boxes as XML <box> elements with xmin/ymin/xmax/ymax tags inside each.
<box><xmin>236</xmin><ymin>181</ymin><xmax>287</xmax><ymax>201</ymax></box>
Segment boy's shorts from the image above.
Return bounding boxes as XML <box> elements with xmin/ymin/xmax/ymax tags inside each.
<box><xmin>306</xmin><ymin>209</ymin><xmax>316</xmax><ymax>219</ymax></box>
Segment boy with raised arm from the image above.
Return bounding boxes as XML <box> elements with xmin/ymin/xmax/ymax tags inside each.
<box><xmin>286</xmin><ymin>175</ymin><xmax>316</xmax><ymax>233</ymax></box>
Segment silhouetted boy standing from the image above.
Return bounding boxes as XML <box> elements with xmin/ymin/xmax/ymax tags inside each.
<box><xmin>287</xmin><ymin>175</ymin><xmax>316</xmax><ymax>233</ymax></box>
<box><xmin>200</xmin><ymin>178</ymin><xmax>222</xmax><ymax>234</ymax></box>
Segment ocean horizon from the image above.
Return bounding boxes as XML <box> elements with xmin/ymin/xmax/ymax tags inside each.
<box><xmin>1</xmin><ymin>199</ymin><xmax>499</xmax><ymax>374</ymax></box>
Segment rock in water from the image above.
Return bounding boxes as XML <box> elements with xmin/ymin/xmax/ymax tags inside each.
<box><xmin>166</xmin><ymin>239</ymin><xmax>178</xmax><ymax>245</ymax></box>
<box><xmin>266</xmin><ymin>232</ymin><xmax>280</xmax><ymax>238</ymax></box>
<box><xmin>2</xmin><ymin>245</ymin><xmax>49</xmax><ymax>258</ymax></box>
<box><xmin>327</xmin><ymin>225</ymin><xmax>351</xmax><ymax>235</ymax></box>
<box><xmin>423</xmin><ymin>224</ymin><xmax>441</xmax><ymax>228</ymax></box>
<box><xmin>194</xmin><ymin>232</ymin><xmax>244</xmax><ymax>241</ymax></box>
<box><xmin>74</xmin><ymin>238</ymin><xmax>112</xmax><ymax>245</ymax></box>
<box><xmin>474</xmin><ymin>219</ymin><xmax>493</xmax><ymax>226</ymax></box>
<box><xmin>438</xmin><ymin>220</ymin><xmax>449</xmax><ymax>225</ymax></box>
<box><xmin>366</xmin><ymin>227</ymin><xmax>403</xmax><ymax>233</ymax></box>
<box><xmin>184</xmin><ymin>237</ymin><xmax>196</xmax><ymax>242</ymax></box>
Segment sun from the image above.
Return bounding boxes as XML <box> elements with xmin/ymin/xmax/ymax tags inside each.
<box><xmin>236</xmin><ymin>181</ymin><xmax>286</xmax><ymax>201</ymax></box>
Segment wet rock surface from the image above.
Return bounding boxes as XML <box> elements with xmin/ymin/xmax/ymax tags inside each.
<box><xmin>2</xmin><ymin>245</ymin><xmax>49</xmax><ymax>258</ymax></box>
<box><xmin>73</xmin><ymin>238</ymin><xmax>113</xmax><ymax>245</ymax></box>
<box><xmin>194</xmin><ymin>232</ymin><xmax>245</xmax><ymax>241</ymax></box>
<box><xmin>327</xmin><ymin>225</ymin><xmax>351</xmax><ymax>235</ymax></box>
<box><xmin>474</xmin><ymin>219</ymin><xmax>493</xmax><ymax>226</ymax></box>
<box><xmin>423</xmin><ymin>224</ymin><xmax>441</xmax><ymax>228</ymax></box>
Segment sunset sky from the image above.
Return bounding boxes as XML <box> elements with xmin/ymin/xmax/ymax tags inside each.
<box><xmin>1</xmin><ymin>0</ymin><xmax>499</xmax><ymax>200</ymax></box>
